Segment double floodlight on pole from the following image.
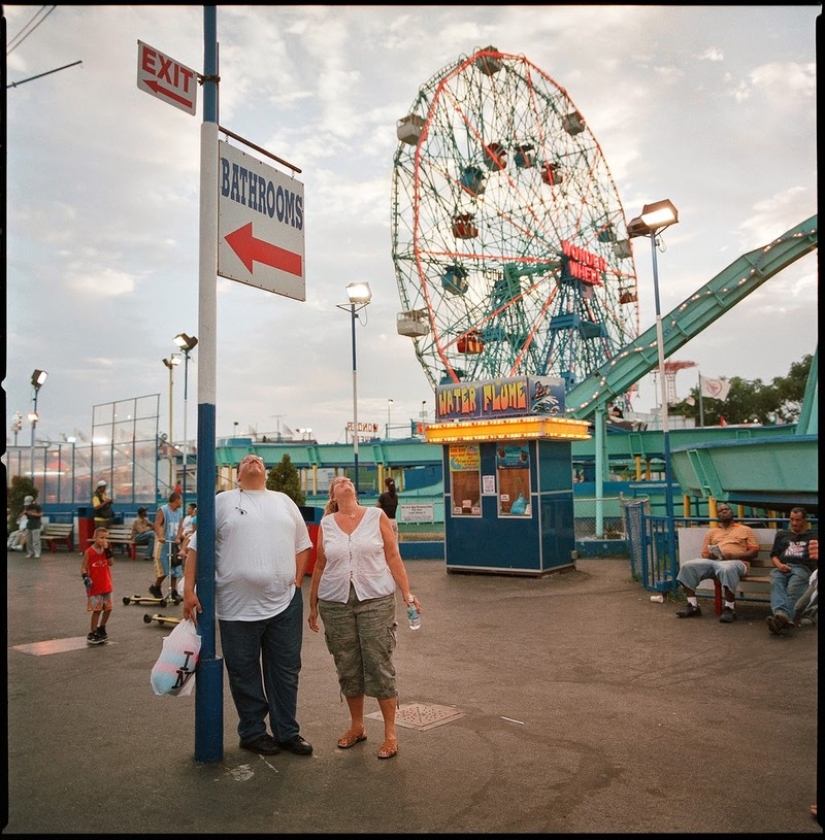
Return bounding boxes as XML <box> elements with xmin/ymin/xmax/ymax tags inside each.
<box><xmin>627</xmin><ymin>198</ymin><xmax>680</xmax><ymax>584</ymax></box>
<box><xmin>173</xmin><ymin>333</ymin><xmax>198</xmax><ymax>503</ymax></box>
<box><xmin>336</xmin><ymin>282</ymin><xmax>372</xmax><ymax>495</ymax></box>
<box><xmin>29</xmin><ymin>369</ymin><xmax>48</xmax><ymax>480</ymax></box>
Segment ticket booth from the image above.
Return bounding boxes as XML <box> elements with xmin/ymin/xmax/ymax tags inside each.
<box><xmin>425</xmin><ymin>375</ymin><xmax>590</xmax><ymax>576</ymax></box>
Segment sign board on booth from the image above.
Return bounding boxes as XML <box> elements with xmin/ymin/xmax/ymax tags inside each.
<box><xmin>400</xmin><ymin>503</ymin><xmax>435</xmax><ymax>523</ymax></box>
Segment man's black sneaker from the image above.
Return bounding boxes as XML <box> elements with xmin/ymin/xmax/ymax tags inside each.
<box><xmin>171</xmin><ymin>592</ymin><xmax>183</xmax><ymax>605</ymax></box>
<box><xmin>149</xmin><ymin>585</ymin><xmax>163</xmax><ymax>599</ymax></box>
<box><xmin>278</xmin><ymin>734</ymin><xmax>313</xmax><ymax>755</ymax></box>
<box><xmin>240</xmin><ymin>734</ymin><xmax>280</xmax><ymax>755</ymax></box>
<box><xmin>675</xmin><ymin>603</ymin><xmax>702</xmax><ymax>618</ymax></box>
<box><xmin>87</xmin><ymin>631</ymin><xmax>105</xmax><ymax>645</ymax></box>
<box><xmin>719</xmin><ymin>607</ymin><xmax>736</xmax><ymax>623</ymax></box>
<box><xmin>96</xmin><ymin>626</ymin><xmax>108</xmax><ymax>640</ymax></box>
<box><xmin>774</xmin><ymin>612</ymin><xmax>794</xmax><ymax>630</ymax></box>
<box><xmin>767</xmin><ymin>612</ymin><xmax>794</xmax><ymax>635</ymax></box>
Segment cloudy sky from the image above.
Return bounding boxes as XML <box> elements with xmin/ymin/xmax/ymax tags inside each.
<box><xmin>4</xmin><ymin>5</ymin><xmax>818</xmax><ymax>449</ymax></box>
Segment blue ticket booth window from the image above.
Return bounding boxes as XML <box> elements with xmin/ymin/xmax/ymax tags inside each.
<box><xmin>495</xmin><ymin>442</ymin><xmax>532</xmax><ymax>516</ymax></box>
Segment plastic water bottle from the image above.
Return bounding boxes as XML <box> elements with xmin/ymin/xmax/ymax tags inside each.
<box><xmin>407</xmin><ymin>596</ymin><xmax>421</xmax><ymax>630</ymax></box>
<box><xmin>82</xmin><ymin>573</ymin><xmax>92</xmax><ymax>591</ymax></box>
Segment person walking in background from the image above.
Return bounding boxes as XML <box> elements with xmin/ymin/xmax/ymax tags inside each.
<box><xmin>81</xmin><ymin>526</ymin><xmax>114</xmax><ymax>645</ymax></box>
<box><xmin>177</xmin><ymin>502</ymin><xmax>197</xmax><ymax>563</ymax></box>
<box><xmin>308</xmin><ymin>475</ymin><xmax>421</xmax><ymax>760</ymax></box>
<box><xmin>92</xmin><ymin>480</ymin><xmax>115</xmax><ymax>530</ymax></box>
<box><xmin>151</xmin><ymin>491</ymin><xmax>183</xmax><ymax>604</ymax></box>
<box><xmin>765</xmin><ymin>507</ymin><xmax>818</xmax><ymax>635</ymax></box>
<box><xmin>182</xmin><ymin>455</ymin><xmax>314</xmax><ymax>757</ymax></box>
<box><xmin>376</xmin><ymin>476</ymin><xmax>399</xmax><ymax>542</ymax></box>
<box><xmin>675</xmin><ymin>503</ymin><xmax>759</xmax><ymax>623</ymax></box>
<box><xmin>130</xmin><ymin>506</ymin><xmax>156</xmax><ymax>561</ymax></box>
<box><xmin>22</xmin><ymin>494</ymin><xmax>42</xmax><ymax>558</ymax></box>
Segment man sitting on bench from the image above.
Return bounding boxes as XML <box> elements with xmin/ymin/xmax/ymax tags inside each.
<box><xmin>766</xmin><ymin>508</ymin><xmax>818</xmax><ymax>635</ymax></box>
<box><xmin>130</xmin><ymin>507</ymin><xmax>156</xmax><ymax>560</ymax></box>
<box><xmin>675</xmin><ymin>503</ymin><xmax>759</xmax><ymax>624</ymax></box>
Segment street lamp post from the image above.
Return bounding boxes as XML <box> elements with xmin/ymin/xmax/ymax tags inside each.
<box><xmin>29</xmin><ymin>370</ymin><xmax>48</xmax><ymax>481</ymax></box>
<box><xmin>337</xmin><ymin>282</ymin><xmax>372</xmax><ymax>495</ymax></box>
<box><xmin>386</xmin><ymin>398</ymin><xmax>393</xmax><ymax>440</ymax></box>
<box><xmin>162</xmin><ymin>354</ymin><xmax>181</xmax><ymax>490</ymax></box>
<box><xmin>174</xmin><ymin>333</ymin><xmax>199</xmax><ymax>503</ymax></box>
<box><xmin>627</xmin><ymin>198</ymin><xmax>680</xmax><ymax>583</ymax></box>
<box><xmin>11</xmin><ymin>411</ymin><xmax>23</xmax><ymax>446</ymax></box>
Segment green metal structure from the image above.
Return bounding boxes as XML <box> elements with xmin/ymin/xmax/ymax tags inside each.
<box><xmin>565</xmin><ymin>215</ymin><xmax>818</xmax><ymax>419</ymax></box>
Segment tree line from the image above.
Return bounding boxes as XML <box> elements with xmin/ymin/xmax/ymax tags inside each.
<box><xmin>670</xmin><ymin>353</ymin><xmax>813</xmax><ymax>426</ymax></box>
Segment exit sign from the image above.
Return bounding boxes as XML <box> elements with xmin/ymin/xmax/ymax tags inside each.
<box><xmin>137</xmin><ymin>40</ymin><xmax>198</xmax><ymax>116</ymax></box>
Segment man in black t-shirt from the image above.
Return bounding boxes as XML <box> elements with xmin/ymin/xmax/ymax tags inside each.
<box><xmin>766</xmin><ymin>506</ymin><xmax>818</xmax><ymax>635</ymax></box>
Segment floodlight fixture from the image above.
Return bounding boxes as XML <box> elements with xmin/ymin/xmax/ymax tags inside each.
<box><xmin>174</xmin><ymin>332</ymin><xmax>199</xmax><ymax>352</ymax></box>
<box><xmin>346</xmin><ymin>282</ymin><xmax>372</xmax><ymax>304</ymax></box>
<box><xmin>627</xmin><ymin>198</ymin><xmax>679</xmax><ymax>238</ymax></box>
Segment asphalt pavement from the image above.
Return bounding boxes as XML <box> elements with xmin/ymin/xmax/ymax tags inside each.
<box><xmin>4</xmin><ymin>546</ymin><xmax>822</xmax><ymax>834</ymax></box>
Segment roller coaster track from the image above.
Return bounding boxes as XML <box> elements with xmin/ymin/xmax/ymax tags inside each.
<box><xmin>565</xmin><ymin>215</ymin><xmax>818</xmax><ymax>419</ymax></box>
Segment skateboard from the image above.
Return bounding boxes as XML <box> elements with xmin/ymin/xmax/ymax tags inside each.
<box><xmin>143</xmin><ymin>613</ymin><xmax>182</xmax><ymax>626</ymax></box>
<box><xmin>123</xmin><ymin>594</ymin><xmax>168</xmax><ymax>607</ymax></box>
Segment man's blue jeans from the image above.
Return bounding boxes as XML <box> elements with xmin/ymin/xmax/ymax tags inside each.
<box><xmin>133</xmin><ymin>530</ymin><xmax>155</xmax><ymax>558</ymax></box>
<box><xmin>770</xmin><ymin>564</ymin><xmax>811</xmax><ymax>620</ymax></box>
<box><xmin>219</xmin><ymin>588</ymin><xmax>304</xmax><ymax>744</ymax></box>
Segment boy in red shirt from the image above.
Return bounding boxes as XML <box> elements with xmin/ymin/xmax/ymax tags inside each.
<box><xmin>81</xmin><ymin>527</ymin><xmax>114</xmax><ymax>645</ymax></box>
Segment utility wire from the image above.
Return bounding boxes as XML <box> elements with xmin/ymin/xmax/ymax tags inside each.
<box><xmin>6</xmin><ymin>4</ymin><xmax>56</xmax><ymax>55</ymax></box>
<box><xmin>6</xmin><ymin>59</ymin><xmax>82</xmax><ymax>88</ymax></box>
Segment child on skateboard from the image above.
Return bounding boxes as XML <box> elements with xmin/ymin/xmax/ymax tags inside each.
<box><xmin>82</xmin><ymin>527</ymin><xmax>114</xmax><ymax>645</ymax></box>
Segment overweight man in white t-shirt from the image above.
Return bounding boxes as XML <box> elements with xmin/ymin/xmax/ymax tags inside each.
<box><xmin>184</xmin><ymin>454</ymin><xmax>313</xmax><ymax>757</ymax></box>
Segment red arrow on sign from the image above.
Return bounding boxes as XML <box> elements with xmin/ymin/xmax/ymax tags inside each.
<box><xmin>224</xmin><ymin>223</ymin><xmax>303</xmax><ymax>277</ymax></box>
<box><xmin>143</xmin><ymin>78</ymin><xmax>195</xmax><ymax>110</ymax></box>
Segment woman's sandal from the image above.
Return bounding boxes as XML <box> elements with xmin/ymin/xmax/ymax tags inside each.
<box><xmin>377</xmin><ymin>738</ymin><xmax>398</xmax><ymax>760</ymax></box>
<box><xmin>337</xmin><ymin>728</ymin><xmax>367</xmax><ymax>749</ymax></box>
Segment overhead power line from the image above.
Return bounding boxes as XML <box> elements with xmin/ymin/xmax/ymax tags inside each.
<box><xmin>6</xmin><ymin>4</ymin><xmax>56</xmax><ymax>55</ymax></box>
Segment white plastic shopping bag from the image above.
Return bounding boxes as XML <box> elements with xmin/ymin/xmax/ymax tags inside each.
<box><xmin>150</xmin><ymin>617</ymin><xmax>201</xmax><ymax>697</ymax></box>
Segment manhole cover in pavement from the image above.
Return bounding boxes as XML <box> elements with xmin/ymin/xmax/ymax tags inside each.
<box><xmin>367</xmin><ymin>702</ymin><xmax>465</xmax><ymax>731</ymax></box>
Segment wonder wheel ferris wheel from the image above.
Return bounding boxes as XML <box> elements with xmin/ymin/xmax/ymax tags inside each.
<box><xmin>391</xmin><ymin>46</ymin><xmax>640</xmax><ymax>404</ymax></box>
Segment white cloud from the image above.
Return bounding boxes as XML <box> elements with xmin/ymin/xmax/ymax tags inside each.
<box><xmin>697</xmin><ymin>48</ymin><xmax>724</xmax><ymax>62</ymax></box>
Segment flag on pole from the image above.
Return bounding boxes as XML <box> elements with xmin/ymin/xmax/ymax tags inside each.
<box><xmin>699</xmin><ymin>374</ymin><xmax>731</xmax><ymax>401</ymax></box>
